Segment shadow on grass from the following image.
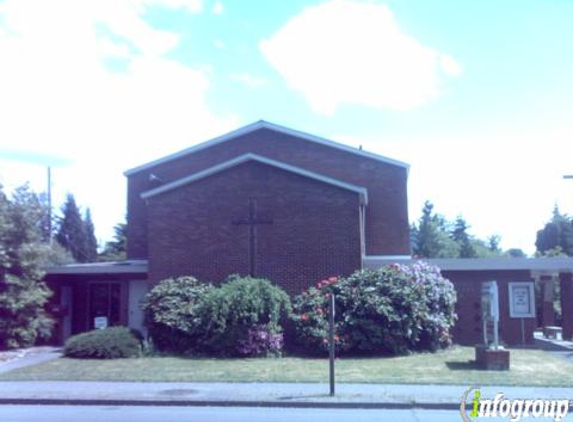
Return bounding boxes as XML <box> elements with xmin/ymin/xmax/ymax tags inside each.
<box><xmin>445</xmin><ymin>360</ymin><xmax>481</xmax><ymax>371</ymax></box>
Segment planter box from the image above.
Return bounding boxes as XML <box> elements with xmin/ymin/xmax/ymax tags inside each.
<box><xmin>475</xmin><ymin>345</ymin><xmax>510</xmax><ymax>371</ymax></box>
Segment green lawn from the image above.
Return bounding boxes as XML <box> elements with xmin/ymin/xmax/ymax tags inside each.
<box><xmin>1</xmin><ymin>347</ymin><xmax>571</xmax><ymax>386</ymax></box>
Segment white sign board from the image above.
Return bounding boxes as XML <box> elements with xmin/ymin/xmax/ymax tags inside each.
<box><xmin>508</xmin><ymin>282</ymin><xmax>535</xmax><ymax>318</ymax></box>
<box><xmin>94</xmin><ymin>316</ymin><xmax>108</xmax><ymax>330</ymax></box>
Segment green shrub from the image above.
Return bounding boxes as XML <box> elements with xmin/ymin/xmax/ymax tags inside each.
<box><xmin>0</xmin><ymin>275</ymin><xmax>54</xmax><ymax>349</ymax></box>
<box><xmin>142</xmin><ymin>275</ymin><xmax>291</xmax><ymax>356</ymax></box>
<box><xmin>291</xmin><ymin>262</ymin><xmax>457</xmax><ymax>355</ymax></box>
<box><xmin>198</xmin><ymin>275</ymin><xmax>291</xmax><ymax>356</ymax></box>
<box><xmin>142</xmin><ymin>276</ymin><xmax>213</xmax><ymax>354</ymax></box>
<box><xmin>64</xmin><ymin>327</ymin><xmax>142</xmax><ymax>359</ymax></box>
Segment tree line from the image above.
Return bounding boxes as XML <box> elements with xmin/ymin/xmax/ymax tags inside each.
<box><xmin>410</xmin><ymin>201</ymin><xmax>526</xmax><ymax>258</ymax></box>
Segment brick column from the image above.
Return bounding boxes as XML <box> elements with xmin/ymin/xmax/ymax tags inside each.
<box><xmin>559</xmin><ymin>272</ymin><xmax>573</xmax><ymax>340</ymax></box>
<box><xmin>540</xmin><ymin>275</ymin><xmax>555</xmax><ymax>327</ymax></box>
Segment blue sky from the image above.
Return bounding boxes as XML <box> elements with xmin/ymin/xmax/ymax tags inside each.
<box><xmin>0</xmin><ymin>0</ymin><xmax>572</xmax><ymax>254</ymax></box>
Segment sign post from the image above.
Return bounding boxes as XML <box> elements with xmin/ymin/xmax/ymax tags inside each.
<box><xmin>508</xmin><ymin>282</ymin><xmax>536</xmax><ymax>346</ymax></box>
<box><xmin>328</xmin><ymin>293</ymin><xmax>335</xmax><ymax>397</ymax></box>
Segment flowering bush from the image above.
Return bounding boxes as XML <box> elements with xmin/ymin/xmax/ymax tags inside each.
<box><xmin>143</xmin><ymin>275</ymin><xmax>290</xmax><ymax>357</ymax></box>
<box><xmin>237</xmin><ymin>324</ymin><xmax>284</xmax><ymax>357</ymax></box>
<box><xmin>291</xmin><ymin>263</ymin><xmax>457</xmax><ymax>355</ymax></box>
<box><xmin>198</xmin><ymin>275</ymin><xmax>291</xmax><ymax>356</ymax></box>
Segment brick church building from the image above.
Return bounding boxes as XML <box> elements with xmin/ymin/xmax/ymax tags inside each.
<box><xmin>125</xmin><ymin>120</ymin><xmax>410</xmax><ymax>293</ymax></box>
<box><xmin>45</xmin><ymin>121</ymin><xmax>573</xmax><ymax>347</ymax></box>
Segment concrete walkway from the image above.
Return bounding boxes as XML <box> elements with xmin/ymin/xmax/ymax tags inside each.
<box><xmin>0</xmin><ymin>381</ymin><xmax>571</xmax><ymax>409</ymax></box>
<box><xmin>0</xmin><ymin>347</ymin><xmax>62</xmax><ymax>374</ymax></box>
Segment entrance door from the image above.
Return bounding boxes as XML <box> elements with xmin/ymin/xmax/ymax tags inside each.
<box><xmin>88</xmin><ymin>282</ymin><xmax>121</xmax><ymax>329</ymax></box>
<box><xmin>128</xmin><ymin>280</ymin><xmax>148</xmax><ymax>335</ymax></box>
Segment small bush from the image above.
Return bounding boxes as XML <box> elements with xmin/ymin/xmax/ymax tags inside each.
<box><xmin>142</xmin><ymin>276</ymin><xmax>213</xmax><ymax>354</ymax></box>
<box><xmin>237</xmin><ymin>324</ymin><xmax>284</xmax><ymax>357</ymax></box>
<box><xmin>291</xmin><ymin>262</ymin><xmax>457</xmax><ymax>356</ymax></box>
<box><xmin>64</xmin><ymin>327</ymin><xmax>142</xmax><ymax>359</ymax></box>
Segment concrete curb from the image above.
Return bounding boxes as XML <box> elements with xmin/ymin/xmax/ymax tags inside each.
<box><xmin>0</xmin><ymin>398</ymin><xmax>462</xmax><ymax>410</ymax></box>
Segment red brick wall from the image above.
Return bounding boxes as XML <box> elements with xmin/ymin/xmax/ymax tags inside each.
<box><xmin>127</xmin><ymin>127</ymin><xmax>409</xmax><ymax>259</ymax></box>
<box><xmin>443</xmin><ymin>270</ymin><xmax>536</xmax><ymax>346</ymax></box>
<box><xmin>146</xmin><ymin>161</ymin><xmax>362</xmax><ymax>294</ymax></box>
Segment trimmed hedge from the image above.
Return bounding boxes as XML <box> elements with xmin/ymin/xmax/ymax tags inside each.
<box><xmin>64</xmin><ymin>327</ymin><xmax>142</xmax><ymax>359</ymax></box>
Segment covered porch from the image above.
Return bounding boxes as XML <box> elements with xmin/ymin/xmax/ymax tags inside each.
<box><xmin>44</xmin><ymin>260</ymin><xmax>149</xmax><ymax>345</ymax></box>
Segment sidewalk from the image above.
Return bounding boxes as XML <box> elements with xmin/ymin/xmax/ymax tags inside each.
<box><xmin>0</xmin><ymin>346</ymin><xmax>571</xmax><ymax>409</ymax></box>
<box><xmin>0</xmin><ymin>347</ymin><xmax>62</xmax><ymax>375</ymax></box>
<box><xmin>0</xmin><ymin>381</ymin><xmax>571</xmax><ymax>409</ymax></box>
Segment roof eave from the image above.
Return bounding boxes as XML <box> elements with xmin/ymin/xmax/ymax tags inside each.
<box><xmin>125</xmin><ymin>120</ymin><xmax>409</xmax><ymax>177</ymax></box>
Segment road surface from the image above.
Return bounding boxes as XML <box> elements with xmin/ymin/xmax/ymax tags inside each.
<box><xmin>0</xmin><ymin>405</ymin><xmax>512</xmax><ymax>422</ymax></box>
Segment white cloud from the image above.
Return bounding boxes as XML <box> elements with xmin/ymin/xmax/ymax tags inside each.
<box><xmin>142</xmin><ymin>0</ymin><xmax>203</xmax><ymax>14</ymax></box>
<box><xmin>230</xmin><ymin>72</ymin><xmax>268</xmax><ymax>88</ymax></box>
<box><xmin>212</xmin><ymin>1</ymin><xmax>224</xmax><ymax>15</ymax></box>
<box><xmin>0</xmin><ymin>0</ymin><xmax>236</xmax><ymax>244</ymax></box>
<box><xmin>439</xmin><ymin>53</ymin><xmax>462</xmax><ymax>76</ymax></box>
<box><xmin>260</xmin><ymin>0</ymin><xmax>461</xmax><ymax>115</ymax></box>
<box><xmin>214</xmin><ymin>39</ymin><xmax>225</xmax><ymax>49</ymax></box>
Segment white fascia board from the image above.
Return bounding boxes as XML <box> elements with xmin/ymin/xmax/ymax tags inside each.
<box><xmin>363</xmin><ymin>256</ymin><xmax>573</xmax><ymax>272</ymax></box>
<box><xmin>125</xmin><ymin>120</ymin><xmax>409</xmax><ymax>177</ymax></box>
<box><xmin>141</xmin><ymin>153</ymin><xmax>368</xmax><ymax>204</ymax></box>
<box><xmin>45</xmin><ymin>261</ymin><xmax>149</xmax><ymax>275</ymax></box>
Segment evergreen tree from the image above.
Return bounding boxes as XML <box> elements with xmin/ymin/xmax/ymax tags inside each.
<box><xmin>0</xmin><ymin>183</ymin><xmax>65</xmax><ymax>349</ymax></box>
<box><xmin>56</xmin><ymin>194</ymin><xmax>89</xmax><ymax>262</ymax></box>
<box><xmin>84</xmin><ymin>208</ymin><xmax>98</xmax><ymax>262</ymax></box>
<box><xmin>99</xmin><ymin>221</ymin><xmax>127</xmax><ymax>261</ymax></box>
<box><xmin>451</xmin><ymin>216</ymin><xmax>477</xmax><ymax>258</ymax></box>
<box><xmin>412</xmin><ymin>201</ymin><xmax>459</xmax><ymax>258</ymax></box>
<box><xmin>535</xmin><ymin>205</ymin><xmax>573</xmax><ymax>256</ymax></box>
<box><xmin>412</xmin><ymin>201</ymin><xmax>506</xmax><ymax>259</ymax></box>
<box><xmin>487</xmin><ymin>235</ymin><xmax>502</xmax><ymax>254</ymax></box>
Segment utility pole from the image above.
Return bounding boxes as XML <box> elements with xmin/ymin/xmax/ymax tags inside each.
<box><xmin>47</xmin><ymin>166</ymin><xmax>52</xmax><ymax>244</ymax></box>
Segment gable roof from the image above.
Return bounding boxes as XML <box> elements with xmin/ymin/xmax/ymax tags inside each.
<box><xmin>125</xmin><ymin>120</ymin><xmax>409</xmax><ymax>176</ymax></box>
<box><xmin>141</xmin><ymin>153</ymin><xmax>369</xmax><ymax>204</ymax></box>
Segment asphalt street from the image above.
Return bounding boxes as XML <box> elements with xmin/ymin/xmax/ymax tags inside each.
<box><xmin>0</xmin><ymin>405</ymin><xmax>514</xmax><ymax>422</ymax></box>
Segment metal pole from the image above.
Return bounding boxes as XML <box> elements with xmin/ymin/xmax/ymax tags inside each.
<box><xmin>329</xmin><ymin>293</ymin><xmax>335</xmax><ymax>396</ymax></box>
<box><xmin>47</xmin><ymin>166</ymin><xmax>52</xmax><ymax>245</ymax></box>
